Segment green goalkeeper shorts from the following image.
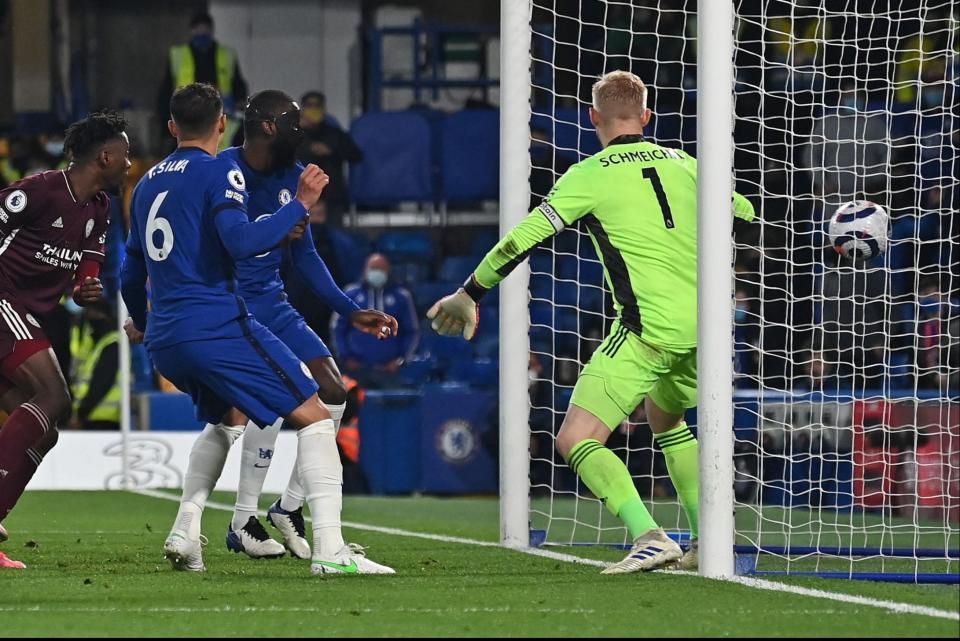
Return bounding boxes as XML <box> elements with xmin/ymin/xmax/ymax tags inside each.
<box><xmin>569</xmin><ymin>320</ymin><xmax>697</xmax><ymax>429</ymax></box>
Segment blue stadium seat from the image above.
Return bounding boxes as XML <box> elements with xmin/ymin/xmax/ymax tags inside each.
<box><xmin>438</xmin><ymin>255</ymin><xmax>477</xmax><ymax>283</ymax></box>
<box><xmin>476</xmin><ymin>304</ymin><xmax>499</xmax><ymax>338</ymax></box>
<box><xmin>377</xmin><ymin>230</ymin><xmax>434</xmax><ymax>262</ymax></box>
<box><xmin>449</xmin><ymin>358</ymin><xmax>499</xmax><ymax>389</ymax></box>
<box><xmin>473</xmin><ymin>335</ymin><xmax>499</xmax><ymax>359</ymax></box>
<box><xmin>530</xmin><ymin>107</ymin><xmax>602</xmax><ymax>160</ymax></box>
<box><xmin>390</xmin><ymin>260</ymin><xmax>431</xmax><ymax>287</ymax></box>
<box><xmin>398</xmin><ymin>356</ymin><xmax>437</xmax><ymax>387</ymax></box>
<box><xmin>419</xmin><ymin>330</ymin><xmax>473</xmax><ymax>364</ymax></box>
<box><xmin>328</xmin><ymin>229</ymin><xmax>372</xmax><ymax>284</ymax></box>
<box><xmin>14</xmin><ymin>111</ymin><xmax>62</xmax><ymax>135</ymax></box>
<box><xmin>411</xmin><ymin>281</ymin><xmax>460</xmax><ymax>316</ymax></box>
<box><xmin>440</xmin><ymin>109</ymin><xmax>500</xmax><ymax>202</ymax></box>
<box><xmin>528</xmin><ymin>250</ymin><xmax>554</xmax><ymax>276</ymax></box>
<box><xmin>349</xmin><ymin>111</ymin><xmax>435</xmax><ymax>205</ymax></box>
<box><xmin>469</xmin><ymin>228</ymin><xmax>500</xmax><ymax>258</ymax></box>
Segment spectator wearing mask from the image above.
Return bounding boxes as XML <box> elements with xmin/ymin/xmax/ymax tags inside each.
<box><xmin>333</xmin><ymin>254</ymin><xmax>418</xmax><ymax>387</ymax></box>
<box><xmin>296</xmin><ymin>91</ymin><xmax>363</xmax><ymax>226</ymax></box>
<box><xmin>157</xmin><ymin>12</ymin><xmax>248</xmax><ymax>152</ymax></box>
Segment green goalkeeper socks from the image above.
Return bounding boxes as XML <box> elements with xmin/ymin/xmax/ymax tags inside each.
<box><xmin>653</xmin><ymin>422</ymin><xmax>699</xmax><ymax>538</ymax></box>
<box><xmin>567</xmin><ymin>439</ymin><xmax>658</xmax><ymax>540</ymax></box>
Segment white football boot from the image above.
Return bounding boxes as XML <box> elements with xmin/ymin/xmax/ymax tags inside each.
<box><xmin>601</xmin><ymin>527</ymin><xmax>682</xmax><ymax>574</ymax></box>
<box><xmin>163</xmin><ymin>532</ymin><xmax>208</xmax><ymax>572</ymax></box>
<box><xmin>266</xmin><ymin>500</ymin><xmax>311</xmax><ymax>560</ymax></box>
<box><xmin>311</xmin><ymin>543</ymin><xmax>395</xmax><ymax>575</ymax></box>
<box><xmin>226</xmin><ymin>516</ymin><xmax>286</xmax><ymax>559</ymax></box>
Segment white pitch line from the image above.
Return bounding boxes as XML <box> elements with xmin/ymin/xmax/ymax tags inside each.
<box><xmin>1</xmin><ymin>605</ymin><xmax>597</xmax><ymax>615</ymax></box>
<box><xmin>131</xmin><ymin>489</ymin><xmax>959</xmax><ymax>622</ymax></box>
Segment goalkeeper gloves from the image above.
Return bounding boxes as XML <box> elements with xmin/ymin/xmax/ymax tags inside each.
<box><xmin>427</xmin><ymin>275</ymin><xmax>486</xmax><ymax>340</ymax></box>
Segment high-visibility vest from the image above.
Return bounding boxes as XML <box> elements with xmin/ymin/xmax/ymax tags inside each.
<box><xmin>71</xmin><ymin>328</ymin><xmax>121</xmax><ymax>423</ymax></box>
<box><xmin>0</xmin><ymin>158</ymin><xmax>23</xmax><ymax>186</ymax></box>
<box><xmin>168</xmin><ymin>43</ymin><xmax>241</xmax><ymax>150</ymax></box>
<box><xmin>168</xmin><ymin>43</ymin><xmax>236</xmax><ymax>96</ymax></box>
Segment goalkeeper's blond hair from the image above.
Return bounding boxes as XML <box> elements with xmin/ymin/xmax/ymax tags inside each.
<box><xmin>591</xmin><ymin>71</ymin><xmax>648</xmax><ymax>121</ymax></box>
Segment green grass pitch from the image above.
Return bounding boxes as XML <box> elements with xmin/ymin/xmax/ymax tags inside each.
<box><xmin>2</xmin><ymin>491</ymin><xmax>957</xmax><ymax>637</ymax></box>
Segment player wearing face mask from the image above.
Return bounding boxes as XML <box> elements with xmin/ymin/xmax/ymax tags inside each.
<box><xmin>217</xmin><ymin>90</ymin><xmax>397</xmax><ymax>570</ymax></box>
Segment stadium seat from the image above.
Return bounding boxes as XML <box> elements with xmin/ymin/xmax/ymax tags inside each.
<box><xmin>411</xmin><ymin>281</ymin><xmax>460</xmax><ymax>317</ymax></box>
<box><xmin>328</xmin><ymin>229</ymin><xmax>372</xmax><ymax>285</ymax></box>
<box><xmin>530</xmin><ymin>107</ymin><xmax>602</xmax><ymax>159</ymax></box>
<box><xmin>386</xmin><ymin>260</ymin><xmax>428</xmax><ymax>287</ymax></box>
<box><xmin>398</xmin><ymin>356</ymin><xmax>438</xmax><ymax>388</ymax></box>
<box><xmin>440</xmin><ymin>109</ymin><xmax>499</xmax><ymax>203</ymax></box>
<box><xmin>476</xmin><ymin>304</ymin><xmax>499</xmax><ymax>338</ymax></box>
<box><xmin>468</xmin><ymin>228</ymin><xmax>500</xmax><ymax>258</ymax></box>
<box><xmin>449</xmin><ymin>358</ymin><xmax>499</xmax><ymax>389</ymax></box>
<box><xmin>14</xmin><ymin>111</ymin><xmax>62</xmax><ymax>135</ymax></box>
<box><xmin>349</xmin><ymin>111</ymin><xmax>435</xmax><ymax>206</ymax></box>
<box><xmin>377</xmin><ymin>230</ymin><xmax>434</xmax><ymax>262</ymax></box>
<box><xmin>528</xmin><ymin>250</ymin><xmax>554</xmax><ymax>276</ymax></box>
<box><xmin>419</xmin><ymin>330</ymin><xmax>474</xmax><ymax>364</ymax></box>
<box><xmin>473</xmin><ymin>335</ymin><xmax>499</xmax><ymax>359</ymax></box>
<box><xmin>438</xmin><ymin>255</ymin><xmax>477</xmax><ymax>283</ymax></box>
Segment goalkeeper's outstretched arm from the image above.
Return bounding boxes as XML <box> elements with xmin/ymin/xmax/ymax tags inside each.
<box><xmin>427</xmin><ymin>207</ymin><xmax>558</xmax><ymax>339</ymax></box>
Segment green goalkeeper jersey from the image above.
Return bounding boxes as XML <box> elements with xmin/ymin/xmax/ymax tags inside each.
<box><xmin>470</xmin><ymin>134</ymin><xmax>755</xmax><ymax>349</ymax></box>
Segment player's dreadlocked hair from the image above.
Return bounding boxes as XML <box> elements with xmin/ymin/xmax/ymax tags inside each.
<box><xmin>64</xmin><ymin>110</ymin><xmax>128</xmax><ymax>162</ymax></box>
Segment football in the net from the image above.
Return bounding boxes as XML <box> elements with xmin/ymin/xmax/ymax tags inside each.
<box><xmin>827</xmin><ymin>200</ymin><xmax>889</xmax><ymax>261</ymax></box>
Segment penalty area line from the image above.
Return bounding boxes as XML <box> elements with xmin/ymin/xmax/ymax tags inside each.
<box><xmin>130</xmin><ymin>488</ymin><xmax>958</xmax><ymax>622</ymax></box>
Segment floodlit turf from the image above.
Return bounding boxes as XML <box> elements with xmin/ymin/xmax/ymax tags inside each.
<box><xmin>2</xmin><ymin>491</ymin><xmax>957</xmax><ymax>637</ymax></box>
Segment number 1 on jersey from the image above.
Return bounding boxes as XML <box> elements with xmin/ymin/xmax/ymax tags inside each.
<box><xmin>642</xmin><ymin>167</ymin><xmax>675</xmax><ymax>229</ymax></box>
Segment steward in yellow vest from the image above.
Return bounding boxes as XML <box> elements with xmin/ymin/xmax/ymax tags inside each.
<box><xmin>70</xmin><ymin>301</ymin><xmax>121</xmax><ymax>430</ymax></box>
<box><xmin>158</xmin><ymin>12</ymin><xmax>248</xmax><ymax>151</ymax></box>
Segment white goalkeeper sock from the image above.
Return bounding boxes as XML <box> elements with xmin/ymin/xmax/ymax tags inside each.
<box><xmin>233</xmin><ymin>417</ymin><xmax>283</xmax><ymax>530</ymax></box>
<box><xmin>295</xmin><ymin>418</ymin><xmax>344</xmax><ymax>558</ymax></box>
<box><xmin>173</xmin><ymin>422</ymin><xmax>243</xmax><ymax>540</ymax></box>
<box><xmin>280</xmin><ymin>402</ymin><xmax>345</xmax><ymax>512</ymax></box>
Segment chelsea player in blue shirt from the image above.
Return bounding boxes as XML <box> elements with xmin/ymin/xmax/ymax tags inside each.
<box><xmin>121</xmin><ymin>83</ymin><xmax>396</xmax><ymax>575</ymax></box>
<box><xmin>218</xmin><ymin>90</ymin><xmax>396</xmax><ymax>571</ymax></box>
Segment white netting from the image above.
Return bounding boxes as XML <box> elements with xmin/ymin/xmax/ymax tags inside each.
<box><xmin>525</xmin><ymin>0</ymin><xmax>959</xmax><ymax>579</ymax></box>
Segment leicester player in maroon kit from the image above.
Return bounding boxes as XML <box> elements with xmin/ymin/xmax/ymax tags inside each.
<box><xmin>0</xmin><ymin>110</ymin><xmax>130</xmax><ymax>569</ymax></box>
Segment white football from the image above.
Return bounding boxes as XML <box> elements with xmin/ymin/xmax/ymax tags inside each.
<box><xmin>828</xmin><ymin>200</ymin><xmax>889</xmax><ymax>261</ymax></box>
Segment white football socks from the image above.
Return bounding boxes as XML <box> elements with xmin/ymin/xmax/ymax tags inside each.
<box><xmin>295</xmin><ymin>418</ymin><xmax>344</xmax><ymax>559</ymax></box>
<box><xmin>173</xmin><ymin>422</ymin><xmax>244</xmax><ymax>540</ymax></box>
<box><xmin>232</xmin><ymin>417</ymin><xmax>283</xmax><ymax>530</ymax></box>
<box><xmin>280</xmin><ymin>402</ymin><xmax>345</xmax><ymax>512</ymax></box>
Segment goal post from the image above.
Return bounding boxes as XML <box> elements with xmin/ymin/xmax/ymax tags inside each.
<box><xmin>499</xmin><ymin>0</ymin><xmax>532</xmax><ymax>550</ymax></box>
<box><xmin>696</xmin><ymin>0</ymin><xmax>736</xmax><ymax>580</ymax></box>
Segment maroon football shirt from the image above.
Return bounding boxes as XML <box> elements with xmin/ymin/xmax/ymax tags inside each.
<box><xmin>0</xmin><ymin>170</ymin><xmax>110</xmax><ymax>314</ymax></box>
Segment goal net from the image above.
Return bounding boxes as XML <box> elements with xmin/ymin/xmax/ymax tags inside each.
<box><xmin>519</xmin><ymin>0</ymin><xmax>959</xmax><ymax>582</ymax></box>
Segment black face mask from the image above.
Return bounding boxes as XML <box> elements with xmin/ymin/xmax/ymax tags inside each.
<box><xmin>247</xmin><ymin>105</ymin><xmax>303</xmax><ymax>169</ymax></box>
<box><xmin>271</xmin><ymin>110</ymin><xmax>304</xmax><ymax>168</ymax></box>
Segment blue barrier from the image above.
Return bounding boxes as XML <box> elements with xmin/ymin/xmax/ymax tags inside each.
<box><xmin>139</xmin><ymin>392</ymin><xmax>205</xmax><ymax>431</ymax></box>
<box><xmin>419</xmin><ymin>384</ymin><xmax>497</xmax><ymax>493</ymax></box>
<box><xmin>358</xmin><ymin>391</ymin><xmax>422</xmax><ymax>494</ymax></box>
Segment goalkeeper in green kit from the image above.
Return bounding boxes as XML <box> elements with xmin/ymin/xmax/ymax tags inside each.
<box><xmin>428</xmin><ymin>70</ymin><xmax>754</xmax><ymax>574</ymax></box>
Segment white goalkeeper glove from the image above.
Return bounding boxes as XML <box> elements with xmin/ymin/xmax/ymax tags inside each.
<box><xmin>427</xmin><ymin>288</ymin><xmax>479</xmax><ymax>340</ymax></box>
